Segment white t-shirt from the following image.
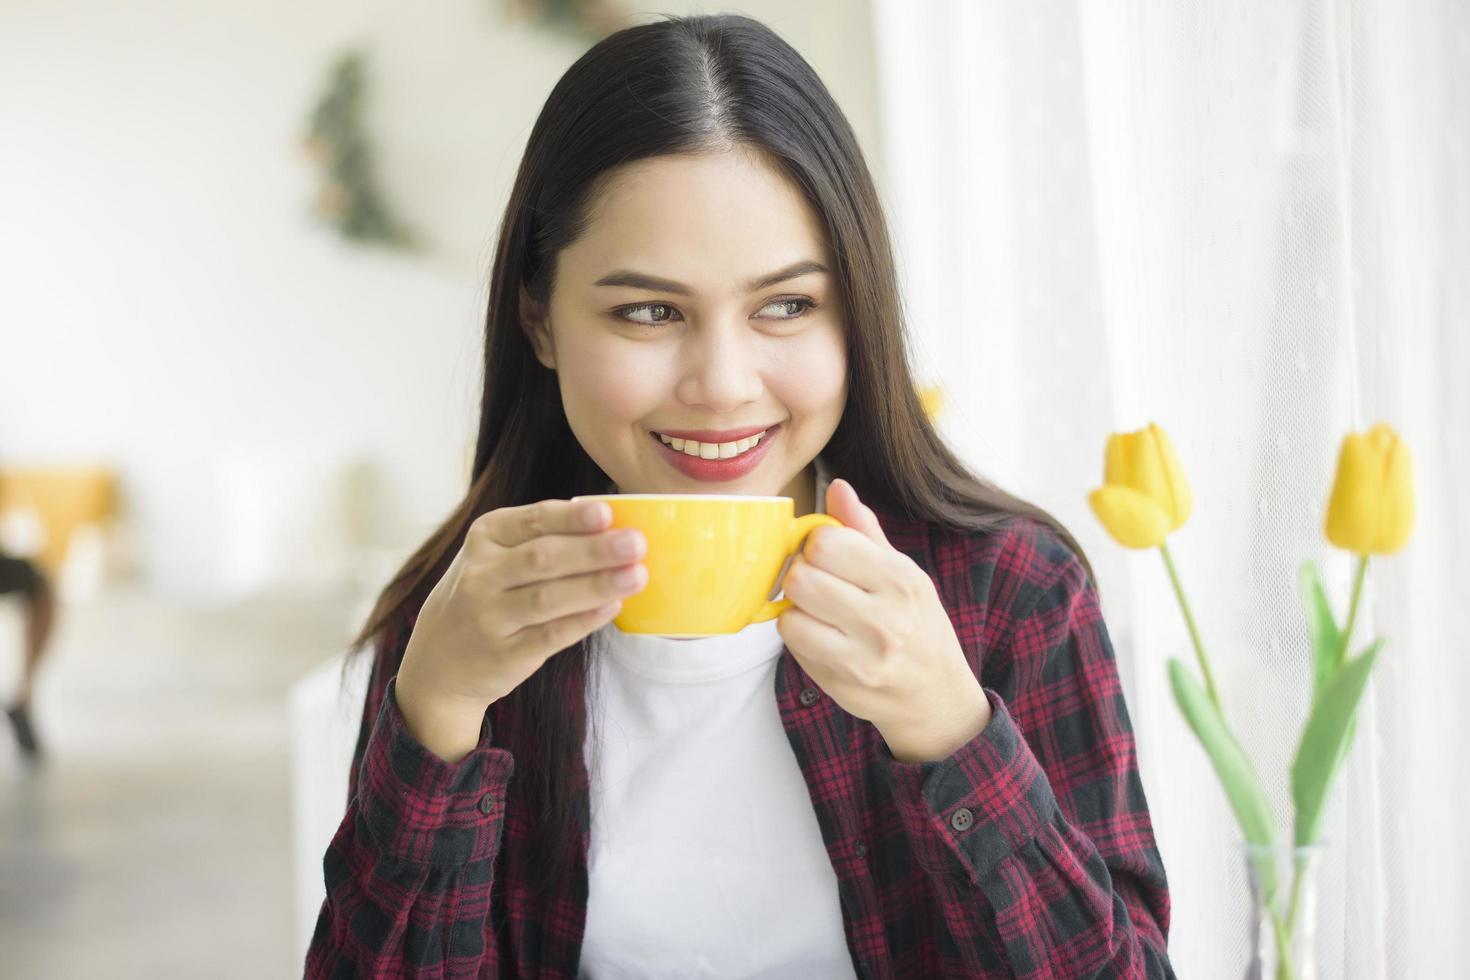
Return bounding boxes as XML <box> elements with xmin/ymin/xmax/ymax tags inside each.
<box><xmin>578</xmin><ymin>457</ymin><xmax>857</xmax><ymax>979</ymax></box>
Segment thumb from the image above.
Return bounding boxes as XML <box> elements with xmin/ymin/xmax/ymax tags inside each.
<box><xmin>827</xmin><ymin>478</ymin><xmax>890</xmax><ymax>546</ymax></box>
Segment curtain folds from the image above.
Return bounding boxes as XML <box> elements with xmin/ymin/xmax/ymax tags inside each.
<box><xmin>869</xmin><ymin>0</ymin><xmax>1470</xmax><ymax>974</ymax></box>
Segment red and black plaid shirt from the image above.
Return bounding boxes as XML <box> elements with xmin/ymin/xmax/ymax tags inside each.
<box><xmin>306</xmin><ymin>512</ymin><xmax>1174</xmax><ymax>978</ymax></box>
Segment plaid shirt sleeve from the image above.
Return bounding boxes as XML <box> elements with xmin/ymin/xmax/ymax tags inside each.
<box><xmin>876</xmin><ymin>520</ymin><xmax>1174</xmax><ymax>979</ymax></box>
<box><xmin>305</xmin><ymin>624</ymin><xmax>515</xmax><ymax>978</ymax></box>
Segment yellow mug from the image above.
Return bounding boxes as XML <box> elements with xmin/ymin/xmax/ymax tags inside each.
<box><xmin>569</xmin><ymin>493</ymin><xmax>843</xmax><ymax>637</ymax></box>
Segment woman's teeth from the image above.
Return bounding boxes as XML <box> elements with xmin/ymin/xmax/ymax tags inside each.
<box><xmin>657</xmin><ymin>429</ymin><xmax>767</xmax><ymax>460</ymax></box>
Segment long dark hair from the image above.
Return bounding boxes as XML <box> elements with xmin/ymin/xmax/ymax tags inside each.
<box><xmin>343</xmin><ymin>12</ymin><xmax>1093</xmax><ymax>895</ymax></box>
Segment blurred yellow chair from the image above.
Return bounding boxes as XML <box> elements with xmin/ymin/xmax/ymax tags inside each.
<box><xmin>0</xmin><ymin>465</ymin><xmax>120</xmax><ymax>579</ymax></box>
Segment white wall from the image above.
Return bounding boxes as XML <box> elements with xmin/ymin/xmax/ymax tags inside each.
<box><xmin>0</xmin><ymin>0</ymin><xmax>883</xmax><ymax>604</ymax></box>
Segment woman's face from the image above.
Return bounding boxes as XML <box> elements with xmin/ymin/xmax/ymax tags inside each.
<box><xmin>521</xmin><ymin>148</ymin><xmax>847</xmax><ymax>516</ymax></box>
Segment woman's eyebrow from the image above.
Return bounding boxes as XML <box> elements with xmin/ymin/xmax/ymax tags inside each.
<box><xmin>592</xmin><ymin>259</ymin><xmax>829</xmax><ymax>295</ymax></box>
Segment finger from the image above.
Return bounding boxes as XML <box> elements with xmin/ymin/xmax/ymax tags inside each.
<box><xmin>826</xmin><ymin>478</ymin><xmax>891</xmax><ymax>547</ymax></box>
<box><xmin>496</xmin><ymin>525</ymin><xmax>647</xmax><ymax>590</ymax></box>
<box><xmin>799</xmin><ymin>526</ymin><xmax>890</xmax><ymax>593</ymax></box>
<box><xmin>777</xmin><ymin>606</ymin><xmax>850</xmax><ymax>669</ymax></box>
<box><xmin>499</xmin><ymin>562</ymin><xmax>647</xmax><ymax>636</ymax></box>
<box><xmin>479</xmin><ymin>498</ymin><xmax>611</xmax><ymax>549</ymax></box>
<box><xmin>783</xmin><ymin>556</ymin><xmax>872</xmax><ymax>629</ymax></box>
<box><xmin>504</xmin><ymin>596</ymin><xmax>624</xmax><ymax>661</ymax></box>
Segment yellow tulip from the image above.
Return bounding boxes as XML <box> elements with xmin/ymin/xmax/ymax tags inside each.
<box><xmin>918</xmin><ymin>383</ymin><xmax>945</xmax><ymax>422</ymax></box>
<box><xmin>1324</xmin><ymin>422</ymin><xmax>1414</xmax><ymax>554</ymax></box>
<box><xmin>1088</xmin><ymin>421</ymin><xmax>1193</xmax><ymax>549</ymax></box>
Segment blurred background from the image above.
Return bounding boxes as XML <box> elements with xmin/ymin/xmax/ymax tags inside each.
<box><xmin>1</xmin><ymin>0</ymin><xmax>1465</xmax><ymax>977</ymax></box>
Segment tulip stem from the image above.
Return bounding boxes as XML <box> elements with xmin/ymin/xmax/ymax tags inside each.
<box><xmin>1338</xmin><ymin>555</ymin><xmax>1369</xmax><ymax>668</ymax></box>
<box><xmin>1159</xmin><ymin>543</ymin><xmax>1223</xmax><ymax>714</ymax></box>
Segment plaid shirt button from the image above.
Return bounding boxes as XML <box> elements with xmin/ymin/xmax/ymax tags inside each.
<box><xmin>949</xmin><ymin>807</ymin><xmax>974</xmax><ymax>832</ymax></box>
<box><xmin>799</xmin><ymin>687</ymin><xmax>821</xmax><ymax>706</ymax></box>
<box><xmin>854</xmin><ymin>841</ymin><xmax>867</xmax><ymax>858</ymax></box>
<box><xmin>478</xmin><ymin>792</ymin><xmax>496</xmax><ymax>815</ymax></box>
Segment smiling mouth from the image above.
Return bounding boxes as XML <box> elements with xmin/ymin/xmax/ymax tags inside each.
<box><xmin>650</xmin><ymin>426</ymin><xmax>775</xmax><ymax>460</ymax></box>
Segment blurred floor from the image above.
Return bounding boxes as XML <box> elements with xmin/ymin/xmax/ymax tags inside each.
<box><xmin>0</xmin><ymin>582</ymin><xmax>359</xmax><ymax>979</ymax></box>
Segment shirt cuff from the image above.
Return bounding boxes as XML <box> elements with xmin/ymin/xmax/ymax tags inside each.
<box><xmin>876</xmin><ymin>688</ymin><xmax>1058</xmax><ymax>882</ymax></box>
<box><xmin>356</xmin><ymin>674</ymin><xmax>515</xmax><ymax>867</ymax></box>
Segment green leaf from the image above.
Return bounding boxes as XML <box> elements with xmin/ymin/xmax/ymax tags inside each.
<box><xmin>1291</xmin><ymin>638</ymin><xmax>1385</xmax><ymax>847</ymax></box>
<box><xmin>1298</xmin><ymin>560</ymin><xmax>1342</xmax><ymax>706</ymax></box>
<box><xmin>1333</xmin><ymin>711</ymin><xmax>1359</xmax><ymax>786</ymax></box>
<box><xmin>1168</xmin><ymin>658</ymin><xmax>1278</xmax><ymax>849</ymax></box>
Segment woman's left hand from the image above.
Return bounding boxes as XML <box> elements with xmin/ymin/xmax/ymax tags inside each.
<box><xmin>777</xmin><ymin>477</ymin><xmax>993</xmax><ymax>763</ymax></box>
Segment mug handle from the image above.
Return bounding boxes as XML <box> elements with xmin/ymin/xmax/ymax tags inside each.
<box><xmin>748</xmin><ymin>513</ymin><xmax>844</xmax><ymax>624</ymax></box>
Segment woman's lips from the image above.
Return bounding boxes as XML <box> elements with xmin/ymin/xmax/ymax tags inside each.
<box><xmin>650</xmin><ymin>423</ymin><xmax>780</xmax><ymax>482</ymax></box>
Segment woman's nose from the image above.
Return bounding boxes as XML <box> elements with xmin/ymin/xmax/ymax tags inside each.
<box><xmin>675</xmin><ymin>324</ymin><xmax>765</xmax><ymax>410</ymax></box>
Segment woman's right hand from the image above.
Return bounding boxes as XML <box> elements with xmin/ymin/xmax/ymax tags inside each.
<box><xmin>394</xmin><ymin>498</ymin><xmax>647</xmax><ymax>758</ymax></box>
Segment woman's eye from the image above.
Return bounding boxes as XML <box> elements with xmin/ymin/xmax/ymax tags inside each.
<box><xmin>615</xmin><ymin>297</ymin><xmax>817</xmax><ymax>327</ymax></box>
<box><xmin>758</xmin><ymin>297</ymin><xmax>817</xmax><ymax>319</ymax></box>
<box><xmin>618</xmin><ymin>302</ymin><xmax>682</xmax><ymax>326</ymax></box>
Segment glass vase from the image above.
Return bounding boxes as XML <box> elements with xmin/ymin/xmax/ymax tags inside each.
<box><xmin>1241</xmin><ymin>841</ymin><xmax>1325</xmax><ymax>980</ymax></box>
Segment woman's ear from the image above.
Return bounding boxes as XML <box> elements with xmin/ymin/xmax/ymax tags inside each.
<box><xmin>519</xmin><ymin>283</ymin><xmax>556</xmax><ymax>370</ymax></box>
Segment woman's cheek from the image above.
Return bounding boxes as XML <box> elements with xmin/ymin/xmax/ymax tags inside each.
<box><xmin>774</xmin><ymin>328</ymin><xmax>846</xmax><ymax>412</ymax></box>
<box><xmin>565</xmin><ymin>339</ymin><xmax>664</xmax><ymax>421</ymax></box>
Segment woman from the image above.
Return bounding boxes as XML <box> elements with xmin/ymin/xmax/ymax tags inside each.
<box><xmin>307</xmin><ymin>13</ymin><xmax>1173</xmax><ymax>978</ymax></box>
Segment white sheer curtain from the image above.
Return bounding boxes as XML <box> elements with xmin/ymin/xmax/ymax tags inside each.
<box><xmin>869</xmin><ymin>0</ymin><xmax>1469</xmax><ymax>975</ymax></box>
